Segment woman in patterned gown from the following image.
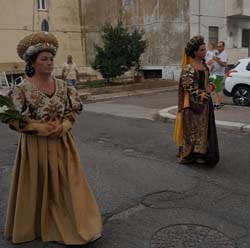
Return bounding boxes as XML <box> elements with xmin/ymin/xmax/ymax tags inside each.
<box><xmin>175</xmin><ymin>35</ymin><xmax>219</xmax><ymax>165</ymax></box>
<box><xmin>4</xmin><ymin>32</ymin><xmax>102</xmax><ymax>245</ymax></box>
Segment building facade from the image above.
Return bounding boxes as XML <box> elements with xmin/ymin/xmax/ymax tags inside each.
<box><xmin>1</xmin><ymin>0</ymin><xmax>250</xmax><ymax>82</ymax></box>
<box><xmin>0</xmin><ymin>0</ymin><xmax>86</xmax><ymax>83</ymax></box>
<box><xmin>81</xmin><ymin>0</ymin><xmax>190</xmax><ymax>80</ymax></box>
<box><xmin>190</xmin><ymin>0</ymin><xmax>250</xmax><ymax>65</ymax></box>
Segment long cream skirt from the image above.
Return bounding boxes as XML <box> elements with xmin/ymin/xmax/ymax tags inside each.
<box><xmin>4</xmin><ymin>132</ymin><xmax>102</xmax><ymax>245</ymax></box>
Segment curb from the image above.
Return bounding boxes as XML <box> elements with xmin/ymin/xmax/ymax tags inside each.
<box><xmin>158</xmin><ymin>106</ymin><xmax>250</xmax><ymax>132</ymax></box>
<box><xmin>79</xmin><ymin>86</ymin><xmax>178</xmax><ymax>101</ymax></box>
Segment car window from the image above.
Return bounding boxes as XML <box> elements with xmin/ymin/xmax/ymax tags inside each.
<box><xmin>233</xmin><ymin>61</ymin><xmax>240</xmax><ymax>69</ymax></box>
<box><xmin>246</xmin><ymin>62</ymin><xmax>250</xmax><ymax>71</ymax></box>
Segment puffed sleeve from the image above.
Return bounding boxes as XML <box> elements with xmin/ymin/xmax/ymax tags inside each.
<box><xmin>65</xmin><ymin>85</ymin><xmax>83</xmax><ymax>114</ymax></box>
<box><xmin>181</xmin><ymin>64</ymin><xmax>206</xmax><ymax>105</ymax></box>
<box><xmin>7</xmin><ymin>86</ymin><xmax>26</xmax><ymax>113</ymax></box>
<box><xmin>59</xmin><ymin>111</ymin><xmax>76</xmax><ymax>137</ymax></box>
<box><xmin>60</xmin><ymin>86</ymin><xmax>83</xmax><ymax>137</ymax></box>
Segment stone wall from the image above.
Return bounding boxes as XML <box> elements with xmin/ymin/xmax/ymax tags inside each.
<box><xmin>81</xmin><ymin>0</ymin><xmax>190</xmax><ymax>79</ymax></box>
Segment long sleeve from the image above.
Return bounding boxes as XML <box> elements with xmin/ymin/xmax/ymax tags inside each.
<box><xmin>181</xmin><ymin>64</ymin><xmax>207</xmax><ymax>105</ymax></box>
<box><xmin>65</xmin><ymin>85</ymin><xmax>83</xmax><ymax>114</ymax></box>
<box><xmin>59</xmin><ymin>85</ymin><xmax>82</xmax><ymax>137</ymax></box>
<box><xmin>59</xmin><ymin>112</ymin><xmax>76</xmax><ymax>137</ymax></box>
<box><xmin>8</xmin><ymin>86</ymin><xmax>26</xmax><ymax>113</ymax></box>
<box><xmin>7</xmin><ymin>86</ymin><xmax>27</xmax><ymax>131</ymax></box>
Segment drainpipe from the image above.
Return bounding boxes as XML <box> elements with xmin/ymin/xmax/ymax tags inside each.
<box><xmin>198</xmin><ymin>0</ymin><xmax>201</xmax><ymax>35</ymax></box>
<box><xmin>248</xmin><ymin>30</ymin><xmax>250</xmax><ymax>57</ymax></box>
<box><xmin>32</xmin><ymin>0</ymin><xmax>35</xmax><ymax>32</ymax></box>
<box><xmin>78</xmin><ymin>0</ymin><xmax>88</xmax><ymax>66</ymax></box>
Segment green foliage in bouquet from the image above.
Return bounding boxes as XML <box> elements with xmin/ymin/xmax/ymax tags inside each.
<box><xmin>0</xmin><ymin>95</ymin><xmax>27</xmax><ymax>129</ymax></box>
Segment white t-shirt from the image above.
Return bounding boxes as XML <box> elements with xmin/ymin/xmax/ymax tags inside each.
<box><xmin>211</xmin><ymin>50</ymin><xmax>228</xmax><ymax>76</ymax></box>
<box><xmin>62</xmin><ymin>62</ymin><xmax>77</xmax><ymax>80</ymax></box>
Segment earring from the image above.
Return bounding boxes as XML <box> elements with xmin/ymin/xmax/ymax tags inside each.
<box><xmin>25</xmin><ymin>63</ymin><xmax>35</xmax><ymax>76</ymax></box>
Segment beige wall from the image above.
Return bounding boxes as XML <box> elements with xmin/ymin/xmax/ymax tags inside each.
<box><xmin>81</xmin><ymin>0</ymin><xmax>190</xmax><ymax>67</ymax></box>
<box><xmin>0</xmin><ymin>0</ymin><xmax>190</xmax><ymax>79</ymax></box>
<box><xmin>0</xmin><ymin>1</ymin><xmax>33</xmax><ymax>65</ymax></box>
<box><xmin>0</xmin><ymin>0</ymin><xmax>86</xmax><ymax>76</ymax></box>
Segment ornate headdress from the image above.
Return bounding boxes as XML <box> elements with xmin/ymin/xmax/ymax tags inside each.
<box><xmin>17</xmin><ymin>31</ymin><xmax>59</xmax><ymax>61</ymax></box>
<box><xmin>185</xmin><ymin>35</ymin><xmax>205</xmax><ymax>57</ymax></box>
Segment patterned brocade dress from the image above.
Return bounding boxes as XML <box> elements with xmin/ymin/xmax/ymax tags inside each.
<box><xmin>178</xmin><ymin>64</ymin><xmax>219</xmax><ymax>165</ymax></box>
<box><xmin>4</xmin><ymin>78</ymin><xmax>102</xmax><ymax>244</ymax></box>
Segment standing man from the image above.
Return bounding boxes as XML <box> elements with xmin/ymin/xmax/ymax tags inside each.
<box><xmin>211</xmin><ymin>41</ymin><xmax>228</xmax><ymax>109</ymax></box>
<box><xmin>62</xmin><ymin>55</ymin><xmax>79</xmax><ymax>87</ymax></box>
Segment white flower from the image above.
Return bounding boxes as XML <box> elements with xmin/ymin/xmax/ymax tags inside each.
<box><xmin>0</xmin><ymin>105</ymin><xmax>9</xmax><ymax>113</ymax></box>
<box><xmin>209</xmin><ymin>74</ymin><xmax>217</xmax><ymax>80</ymax></box>
<box><xmin>2</xmin><ymin>105</ymin><xmax>9</xmax><ymax>111</ymax></box>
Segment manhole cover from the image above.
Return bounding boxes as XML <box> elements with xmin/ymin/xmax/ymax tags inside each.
<box><xmin>150</xmin><ymin>224</ymin><xmax>236</xmax><ymax>248</ymax></box>
<box><xmin>142</xmin><ymin>191</ymin><xmax>192</xmax><ymax>207</ymax></box>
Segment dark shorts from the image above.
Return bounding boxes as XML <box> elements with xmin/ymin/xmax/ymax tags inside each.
<box><xmin>214</xmin><ymin>75</ymin><xmax>224</xmax><ymax>93</ymax></box>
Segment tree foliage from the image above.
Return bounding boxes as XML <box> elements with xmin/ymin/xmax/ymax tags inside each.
<box><xmin>92</xmin><ymin>20</ymin><xmax>147</xmax><ymax>82</ymax></box>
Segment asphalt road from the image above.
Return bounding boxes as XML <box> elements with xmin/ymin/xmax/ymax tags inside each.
<box><xmin>95</xmin><ymin>88</ymin><xmax>234</xmax><ymax>108</ymax></box>
<box><xmin>0</xmin><ymin>91</ymin><xmax>250</xmax><ymax>248</ymax></box>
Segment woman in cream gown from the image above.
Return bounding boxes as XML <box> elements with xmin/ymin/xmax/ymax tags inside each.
<box><xmin>4</xmin><ymin>32</ymin><xmax>102</xmax><ymax>245</ymax></box>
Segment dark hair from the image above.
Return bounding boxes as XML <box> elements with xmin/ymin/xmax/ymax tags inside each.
<box><xmin>218</xmin><ymin>41</ymin><xmax>225</xmax><ymax>47</ymax></box>
<box><xmin>185</xmin><ymin>35</ymin><xmax>205</xmax><ymax>59</ymax></box>
<box><xmin>188</xmin><ymin>42</ymin><xmax>205</xmax><ymax>58</ymax></box>
<box><xmin>25</xmin><ymin>53</ymin><xmax>39</xmax><ymax>77</ymax></box>
<box><xmin>24</xmin><ymin>50</ymin><xmax>54</xmax><ymax>77</ymax></box>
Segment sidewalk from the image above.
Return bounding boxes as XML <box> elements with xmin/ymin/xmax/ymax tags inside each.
<box><xmin>78</xmin><ymin>86</ymin><xmax>177</xmax><ymax>101</ymax></box>
<box><xmin>78</xmin><ymin>84</ymin><xmax>250</xmax><ymax>131</ymax></box>
<box><xmin>158</xmin><ymin>104</ymin><xmax>250</xmax><ymax>132</ymax></box>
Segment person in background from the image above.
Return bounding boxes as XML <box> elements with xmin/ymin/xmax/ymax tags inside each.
<box><xmin>174</xmin><ymin>35</ymin><xmax>219</xmax><ymax>166</ymax></box>
<box><xmin>211</xmin><ymin>41</ymin><xmax>228</xmax><ymax>109</ymax></box>
<box><xmin>205</xmin><ymin>42</ymin><xmax>216</xmax><ymax>71</ymax></box>
<box><xmin>62</xmin><ymin>54</ymin><xmax>79</xmax><ymax>87</ymax></box>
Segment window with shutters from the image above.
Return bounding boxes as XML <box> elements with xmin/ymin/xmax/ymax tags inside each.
<box><xmin>242</xmin><ymin>29</ymin><xmax>250</xmax><ymax>48</ymax></box>
<box><xmin>41</xmin><ymin>19</ymin><xmax>49</xmax><ymax>31</ymax></box>
<box><xmin>208</xmin><ymin>26</ymin><xmax>219</xmax><ymax>45</ymax></box>
<box><xmin>123</xmin><ymin>0</ymin><xmax>132</xmax><ymax>6</ymax></box>
<box><xmin>38</xmin><ymin>0</ymin><xmax>47</xmax><ymax>10</ymax></box>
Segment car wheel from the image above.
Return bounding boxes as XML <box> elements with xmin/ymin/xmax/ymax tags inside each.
<box><xmin>232</xmin><ymin>86</ymin><xmax>250</xmax><ymax>106</ymax></box>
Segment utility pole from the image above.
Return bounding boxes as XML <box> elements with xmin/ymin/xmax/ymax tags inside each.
<box><xmin>198</xmin><ymin>0</ymin><xmax>201</xmax><ymax>35</ymax></box>
<box><xmin>248</xmin><ymin>30</ymin><xmax>250</xmax><ymax>57</ymax></box>
<box><xmin>78</xmin><ymin>0</ymin><xmax>88</xmax><ymax>66</ymax></box>
<box><xmin>32</xmin><ymin>0</ymin><xmax>35</xmax><ymax>32</ymax></box>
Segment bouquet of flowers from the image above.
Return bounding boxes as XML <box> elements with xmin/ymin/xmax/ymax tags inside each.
<box><xmin>0</xmin><ymin>95</ymin><xmax>27</xmax><ymax>129</ymax></box>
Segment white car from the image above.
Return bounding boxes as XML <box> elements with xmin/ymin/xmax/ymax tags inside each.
<box><xmin>224</xmin><ymin>58</ymin><xmax>250</xmax><ymax>106</ymax></box>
